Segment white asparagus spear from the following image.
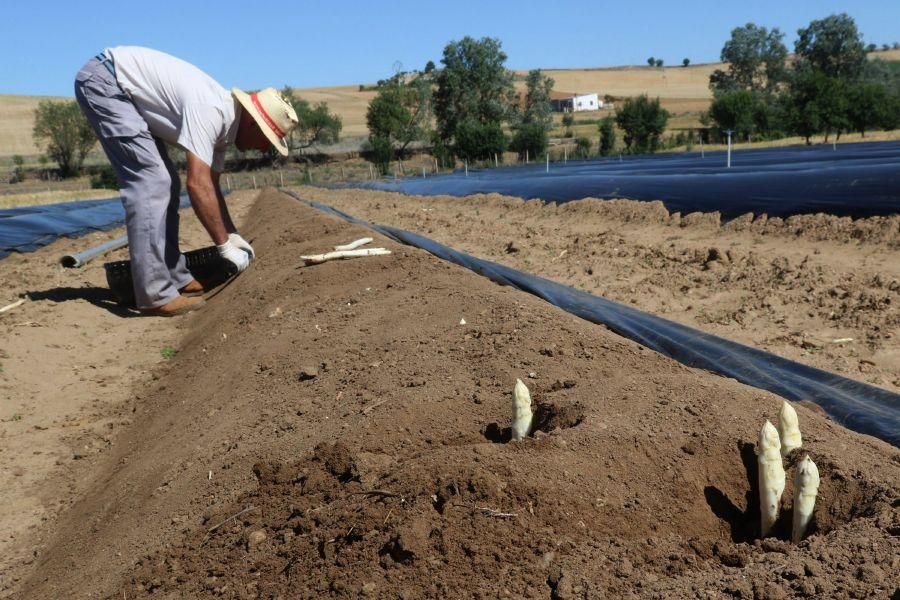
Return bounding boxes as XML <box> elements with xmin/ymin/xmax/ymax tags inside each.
<box><xmin>334</xmin><ymin>237</ymin><xmax>373</xmax><ymax>251</ymax></box>
<box><xmin>511</xmin><ymin>379</ymin><xmax>533</xmax><ymax>441</ymax></box>
<box><xmin>301</xmin><ymin>248</ymin><xmax>391</xmax><ymax>265</ymax></box>
<box><xmin>778</xmin><ymin>401</ymin><xmax>802</xmax><ymax>456</ymax></box>
<box><xmin>0</xmin><ymin>298</ymin><xmax>26</xmax><ymax>314</ymax></box>
<box><xmin>792</xmin><ymin>454</ymin><xmax>820</xmax><ymax>543</ymax></box>
<box><xmin>757</xmin><ymin>420</ymin><xmax>786</xmax><ymax>537</ymax></box>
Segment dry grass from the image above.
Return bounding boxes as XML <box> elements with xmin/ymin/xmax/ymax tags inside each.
<box><xmin>0</xmin><ymin>94</ymin><xmax>69</xmax><ymax>158</ymax></box>
<box><xmin>0</xmin><ymin>187</ymin><xmax>119</xmax><ymax>209</ymax></box>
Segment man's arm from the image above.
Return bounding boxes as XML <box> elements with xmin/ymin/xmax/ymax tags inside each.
<box><xmin>211</xmin><ymin>170</ymin><xmax>237</xmax><ymax>234</ymax></box>
<box><xmin>185</xmin><ymin>152</ymin><xmax>229</xmax><ymax>245</ymax></box>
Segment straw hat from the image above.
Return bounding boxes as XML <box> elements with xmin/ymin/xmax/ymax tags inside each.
<box><xmin>232</xmin><ymin>87</ymin><xmax>299</xmax><ymax>156</ymax></box>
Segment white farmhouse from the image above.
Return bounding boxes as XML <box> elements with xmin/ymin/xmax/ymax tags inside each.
<box><xmin>551</xmin><ymin>92</ymin><xmax>602</xmax><ymax>113</ymax></box>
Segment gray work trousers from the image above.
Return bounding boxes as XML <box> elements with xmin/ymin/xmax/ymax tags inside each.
<box><xmin>74</xmin><ymin>57</ymin><xmax>192</xmax><ymax>309</ymax></box>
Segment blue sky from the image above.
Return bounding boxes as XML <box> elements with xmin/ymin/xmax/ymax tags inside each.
<box><xmin>1</xmin><ymin>0</ymin><xmax>897</xmax><ymax>96</ymax></box>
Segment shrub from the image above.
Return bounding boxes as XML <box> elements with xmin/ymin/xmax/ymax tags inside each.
<box><xmin>453</xmin><ymin>119</ymin><xmax>507</xmax><ymax>161</ymax></box>
<box><xmin>574</xmin><ymin>136</ymin><xmax>592</xmax><ymax>158</ymax></box>
<box><xmin>365</xmin><ymin>135</ymin><xmax>393</xmax><ymax>175</ymax></box>
<box><xmin>9</xmin><ymin>155</ymin><xmax>25</xmax><ymax>184</ymax></box>
<box><xmin>431</xmin><ymin>135</ymin><xmax>455</xmax><ymax>169</ymax></box>
<box><xmin>90</xmin><ymin>164</ymin><xmax>118</xmax><ymax>189</ymax></box>
<box><xmin>510</xmin><ymin>122</ymin><xmax>549</xmax><ymax>160</ymax></box>
<box><xmin>598</xmin><ymin>116</ymin><xmax>616</xmax><ymax>155</ymax></box>
<box><xmin>561</xmin><ymin>113</ymin><xmax>575</xmax><ymax>128</ymax></box>
<box><xmin>615</xmin><ymin>95</ymin><xmax>669</xmax><ymax>153</ymax></box>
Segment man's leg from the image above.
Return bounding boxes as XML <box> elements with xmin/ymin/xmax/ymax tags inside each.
<box><xmin>156</xmin><ymin>140</ymin><xmax>193</xmax><ymax>289</ymax></box>
<box><xmin>74</xmin><ymin>59</ymin><xmax>182</xmax><ymax>309</ymax></box>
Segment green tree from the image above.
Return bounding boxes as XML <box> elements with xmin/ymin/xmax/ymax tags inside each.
<box><xmin>561</xmin><ymin>112</ymin><xmax>575</xmax><ymax>128</ymax></box>
<box><xmin>32</xmin><ymin>100</ymin><xmax>96</xmax><ymax>177</ymax></box>
<box><xmin>682</xmin><ymin>58</ymin><xmax>691</xmax><ymax>67</ymax></box>
<box><xmin>510</xmin><ymin>69</ymin><xmax>555</xmax><ymax>159</ymax></box>
<box><xmin>780</xmin><ymin>69</ymin><xmax>848</xmax><ymax>143</ymax></box>
<box><xmin>615</xmin><ymin>95</ymin><xmax>669</xmax><ymax>153</ymax></box>
<box><xmin>708</xmin><ymin>90</ymin><xmax>758</xmax><ymax>139</ymax></box>
<box><xmin>647</xmin><ymin>57</ymin><xmax>655</xmax><ymax>67</ymax></box>
<box><xmin>453</xmin><ymin>119</ymin><xmax>507</xmax><ymax>161</ymax></box>
<box><xmin>795</xmin><ymin>13</ymin><xmax>866</xmax><ymax>80</ymax></box>
<box><xmin>433</xmin><ymin>36</ymin><xmax>516</xmax><ymax>155</ymax></box>
<box><xmin>366</xmin><ymin>78</ymin><xmax>432</xmax><ymax>158</ymax></box>
<box><xmin>655</xmin><ymin>58</ymin><xmax>664</xmax><ymax>68</ymax></box>
<box><xmin>845</xmin><ymin>81</ymin><xmax>897</xmax><ymax>136</ymax></box>
<box><xmin>520</xmin><ymin>69</ymin><xmax>554</xmax><ymax>128</ymax></box>
<box><xmin>709</xmin><ymin>23</ymin><xmax>788</xmax><ymax>95</ymax></box>
<box><xmin>424</xmin><ymin>60</ymin><xmax>436</xmax><ymax>75</ymax></box>
<box><xmin>598</xmin><ymin>116</ymin><xmax>616</xmax><ymax>155</ymax></box>
<box><xmin>281</xmin><ymin>87</ymin><xmax>342</xmax><ymax>154</ymax></box>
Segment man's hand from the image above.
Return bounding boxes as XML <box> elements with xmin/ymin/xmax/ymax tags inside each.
<box><xmin>217</xmin><ymin>239</ymin><xmax>251</xmax><ymax>272</ymax></box>
<box><xmin>228</xmin><ymin>232</ymin><xmax>255</xmax><ymax>259</ymax></box>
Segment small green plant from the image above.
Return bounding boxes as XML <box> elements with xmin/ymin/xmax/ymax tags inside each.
<box><xmin>11</xmin><ymin>414</ymin><xmax>22</xmax><ymax>422</ymax></box>
<box><xmin>561</xmin><ymin>113</ymin><xmax>575</xmax><ymax>128</ymax></box>
<box><xmin>9</xmin><ymin>155</ymin><xmax>25</xmax><ymax>183</ymax></box>
<box><xmin>160</xmin><ymin>347</ymin><xmax>178</xmax><ymax>359</ymax></box>
<box><xmin>574</xmin><ymin>136</ymin><xmax>592</xmax><ymax>158</ymax></box>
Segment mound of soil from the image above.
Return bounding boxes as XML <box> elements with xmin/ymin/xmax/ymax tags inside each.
<box><xmin>297</xmin><ymin>187</ymin><xmax>900</xmax><ymax>394</ymax></box>
<box><xmin>23</xmin><ymin>190</ymin><xmax>899</xmax><ymax>599</ymax></box>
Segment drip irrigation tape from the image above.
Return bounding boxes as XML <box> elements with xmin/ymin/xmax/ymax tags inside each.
<box><xmin>349</xmin><ymin>140</ymin><xmax>900</xmax><ymax>220</ymax></box>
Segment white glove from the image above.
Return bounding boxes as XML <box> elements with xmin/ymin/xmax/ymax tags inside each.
<box><xmin>217</xmin><ymin>239</ymin><xmax>250</xmax><ymax>273</ymax></box>
<box><xmin>228</xmin><ymin>232</ymin><xmax>255</xmax><ymax>260</ymax></box>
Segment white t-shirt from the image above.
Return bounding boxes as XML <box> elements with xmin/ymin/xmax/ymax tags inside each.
<box><xmin>106</xmin><ymin>46</ymin><xmax>239</xmax><ymax>171</ymax></box>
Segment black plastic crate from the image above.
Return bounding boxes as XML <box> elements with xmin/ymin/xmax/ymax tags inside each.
<box><xmin>104</xmin><ymin>246</ymin><xmax>237</xmax><ymax>306</ymax></box>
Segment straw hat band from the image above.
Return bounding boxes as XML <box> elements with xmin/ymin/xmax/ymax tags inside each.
<box><xmin>250</xmin><ymin>92</ymin><xmax>287</xmax><ymax>138</ymax></box>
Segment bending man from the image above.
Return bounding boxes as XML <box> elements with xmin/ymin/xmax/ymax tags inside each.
<box><xmin>75</xmin><ymin>46</ymin><xmax>298</xmax><ymax>316</ymax></box>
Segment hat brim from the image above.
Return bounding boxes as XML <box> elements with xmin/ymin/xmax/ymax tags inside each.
<box><xmin>232</xmin><ymin>88</ymin><xmax>290</xmax><ymax>157</ymax></box>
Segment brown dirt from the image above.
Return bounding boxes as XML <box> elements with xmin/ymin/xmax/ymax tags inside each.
<box><xmin>0</xmin><ymin>191</ymin><xmax>256</xmax><ymax>596</ymax></box>
<box><xmin>12</xmin><ymin>189</ymin><xmax>897</xmax><ymax>599</ymax></box>
<box><xmin>298</xmin><ymin>187</ymin><xmax>900</xmax><ymax>395</ymax></box>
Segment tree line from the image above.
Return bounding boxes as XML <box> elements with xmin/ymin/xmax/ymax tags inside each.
<box><xmin>705</xmin><ymin>14</ymin><xmax>900</xmax><ymax>144</ymax></box>
<box><xmin>365</xmin><ymin>36</ymin><xmax>680</xmax><ymax>173</ymax></box>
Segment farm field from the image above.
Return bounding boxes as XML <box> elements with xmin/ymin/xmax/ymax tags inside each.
<box><xmin>1</xmin><ymin>188</ymin><xmax>897</xmax><ymax>598</ymax></box>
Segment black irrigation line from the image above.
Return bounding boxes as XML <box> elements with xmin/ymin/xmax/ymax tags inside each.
<box><xmin>282</xmin><ymin>188</ymin><xmax>900</xmax><ymax>447</ymax></box>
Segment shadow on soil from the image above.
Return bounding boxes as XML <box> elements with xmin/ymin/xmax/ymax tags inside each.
<box><xmin>27</xmin><ymin>286</ymin><xmax>137</xmax><ymax>318</ymax></box>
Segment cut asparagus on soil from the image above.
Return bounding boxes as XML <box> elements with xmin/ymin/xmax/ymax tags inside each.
<box><xmin>300</xmin><ymin>248</ymin><xmax>392</xmax><ymax>264</ymax></box>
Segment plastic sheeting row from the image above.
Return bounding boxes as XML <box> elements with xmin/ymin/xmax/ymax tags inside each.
<box><xmin>291</xmin><ymin>193</ymin><xmax>900</xmax><ymax>447</ymax></box>
<box><xmin>352</xmin><ymin>140</ymin><xmax>900</xmax><ymax>219</ymax></box>
<box><xmin>0</xmin><ymin>195</ymin><xmax>190</xmax><ymax>259</ymax></box>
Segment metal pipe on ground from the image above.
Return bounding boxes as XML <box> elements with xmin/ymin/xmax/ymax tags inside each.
<box><xmin>60</xmin><ymin>235</ymin><xmax>128</xmax><ymax>268</ymax></box>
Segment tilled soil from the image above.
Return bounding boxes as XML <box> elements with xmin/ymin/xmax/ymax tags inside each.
<box><xmin>298</xmin><ymin>187</ymin><xmax>900</xmax><ymax>395</ymax></box>
<box><xmin>20</xmin><ymin>190</ymin><xmax>899</xmax><ymax>599</ymax></box>
<box><xmin>0</xmin><ymin>191</ymin><xmax>256</xmax><ymax>596</ymax></box>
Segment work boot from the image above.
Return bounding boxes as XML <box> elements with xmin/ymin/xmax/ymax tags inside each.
<box><xmin>179</xmin><ymin>279</ymin><xmax>206</xmax><ymax>297</ymax></box>
<box><xmin>140</xmin><ymin>294</ymin><xmax>205</xmax><ymax>317</ymax></box>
